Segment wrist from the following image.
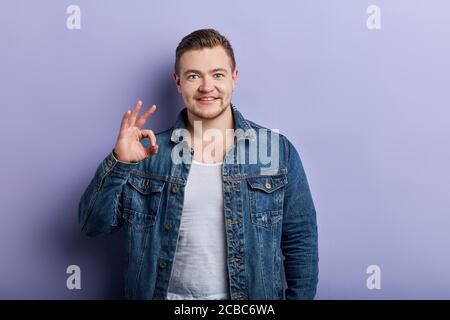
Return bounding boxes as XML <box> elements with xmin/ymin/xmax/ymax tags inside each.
<box><xmin>112</xmin><ymin>148</ymin><xmax>137</xmax><ymax>164</ymax></box>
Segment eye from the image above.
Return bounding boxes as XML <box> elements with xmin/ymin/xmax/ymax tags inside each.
<box><xmin>214</xmin><ymin>73</ymin><xmax>225</xmax><ymax>79</ymax></box>
<box><xmin>187</xmin><ymin>74</ymin><xmax>199</xmax><ymax>80</ymax></box>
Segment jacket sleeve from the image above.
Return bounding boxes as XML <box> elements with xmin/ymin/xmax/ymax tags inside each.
<box><xmin>78</xmin><ymin>149</ymin><xmax>137</xmax><ymax>237</ymax></box>
<box><xmin>281</xmin><ymin>140</ymin><xmax>319</xmax><ymax>299</ymax></box>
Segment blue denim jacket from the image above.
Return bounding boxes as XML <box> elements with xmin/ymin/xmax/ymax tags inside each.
<box><xmin>78</xmin><ymin>104</ymin><xmax>318</xmax><ymax>300</ymax></box>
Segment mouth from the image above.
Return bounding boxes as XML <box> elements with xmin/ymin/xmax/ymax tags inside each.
<box><xmin>196</xmin><ymin>96</ymin><xmax>220</xmax><ymax>105</ymax></box>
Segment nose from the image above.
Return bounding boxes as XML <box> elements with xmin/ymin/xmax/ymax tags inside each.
<box><xmin>198</xmin><ymin>76</ymin><xmax>214</xmax><ymax>92</ymax></box>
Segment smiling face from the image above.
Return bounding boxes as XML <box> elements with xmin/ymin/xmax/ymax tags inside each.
<box><xmin>174</xmin><ymin>45</ymin><xmax>238</xmax><ymax>120</ymax></box>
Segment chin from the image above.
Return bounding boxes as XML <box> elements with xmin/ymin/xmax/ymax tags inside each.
<box><xmin>196</xmin><ymin>108</ymin><xmax>222</xmax><ymax>119</ymax></box>
<box><xmin>189</xmin><ymin>103</ymin><xmax>227</xmax><ymax>120</ymax></box>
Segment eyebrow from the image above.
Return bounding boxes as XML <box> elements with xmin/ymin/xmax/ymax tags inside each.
<box><xmin>183</xmin><ymin>68</ymin><xmax>228</xmax><ymax>76</ymax></box>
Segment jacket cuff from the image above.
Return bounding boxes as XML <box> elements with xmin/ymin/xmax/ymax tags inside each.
<box><xmin>103</xmin><ymin>149</ymin><xmax>139</xmax><ymax>172</ymax></box>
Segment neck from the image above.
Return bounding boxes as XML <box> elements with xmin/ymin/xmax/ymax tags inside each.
<box><xmin>186</xmin><ymin>105</ymin><xmax>236</xmax><ymax>163</ymax></box>
<box><xmin>186</xmin><ymin>105</ymin><xmax>234</xmax><ymax>134</ymax></box>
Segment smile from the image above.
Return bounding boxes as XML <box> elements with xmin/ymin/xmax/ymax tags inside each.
<box><xmin>196</xmin><ymin>97</ymin><xmax>218</xmax><ymax>101</ymax></box>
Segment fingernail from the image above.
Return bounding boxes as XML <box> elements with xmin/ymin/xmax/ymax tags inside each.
<box><xmin>127</xmin><ymin>110</ymin><xmax>131</xmax><ymax>114</ymax></box>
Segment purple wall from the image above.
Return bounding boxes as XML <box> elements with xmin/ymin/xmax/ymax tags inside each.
<box><xmin>1</xmin><ymin>0</ymin><xmax>449</xmax><ymax>299</ymax></box>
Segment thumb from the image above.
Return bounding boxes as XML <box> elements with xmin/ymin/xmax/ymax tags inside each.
<box><xmin>141</xmin><ymin>129</ymin><xmax>159</xmax><ymax>156</ymax></box>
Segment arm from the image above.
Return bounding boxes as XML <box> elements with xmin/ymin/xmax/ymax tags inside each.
<box><xmin>78</xmin><ymin>149</ymin><xmax>136</xmax><ymax>237</ymax></box>
<box><xmin>78</xmin><ymin>100</ymin><xmax>159</xmax><ymax>237</ymax></box>
<box><xmin>281</xmin><ymin>140</ymin><xmax>319</xmax><ymax>299</ymax></box>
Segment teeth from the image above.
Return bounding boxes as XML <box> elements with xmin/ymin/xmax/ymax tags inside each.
<box><xmin>199</xmin><ymin>97</ymin><xmax>216</xmax><ymax>101</ymax></box>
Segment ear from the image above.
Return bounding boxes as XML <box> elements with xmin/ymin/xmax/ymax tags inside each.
<box><xmin>173</xmin><ymin>72</ymin><xmax>182</xmax><ymax>93</ymax></box>
<box><xmin>232</xmin><ymin>68</ymin><xmax>238</xmax><ymax>90</ymax></box>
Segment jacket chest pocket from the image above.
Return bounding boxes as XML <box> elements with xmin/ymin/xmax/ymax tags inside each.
<box><xmin>247</xmin><ymin>174</ymin><xmax>288</xmax><ymax>228</ymax></box>
<box><xmin>124</xmin><ymin>174</ymin><xmax>165</xmax><ymax>228</ymax></box>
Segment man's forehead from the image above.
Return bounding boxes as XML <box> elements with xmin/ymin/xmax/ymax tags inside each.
<box><xmin>179</xmin><ymin>46</ymin><xmax>233</xmax><ymax>71</ymax></box>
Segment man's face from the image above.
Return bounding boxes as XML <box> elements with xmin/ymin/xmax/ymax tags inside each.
<box><xmin>174</xmin><ymin>45</ymin><xmax>238</xmax><ymax>120</ymax></box>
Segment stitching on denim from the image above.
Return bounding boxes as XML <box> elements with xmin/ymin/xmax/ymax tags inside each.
<box><xmin>132</xmin><ymin>226</ymin><xmax>150</xmax><ymax>298</ymax></box>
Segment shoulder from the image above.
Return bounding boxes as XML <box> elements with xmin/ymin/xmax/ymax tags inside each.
<box><xmin>245</xmin><ymin>119</ymin><xmax>292</xmax><ymax>151</ymax></box>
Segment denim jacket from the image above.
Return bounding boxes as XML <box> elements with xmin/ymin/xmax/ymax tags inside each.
<box><xmin>78</xmin><ymin>104</ymin><xmax>318</xmax><ymax>300</ymax></box>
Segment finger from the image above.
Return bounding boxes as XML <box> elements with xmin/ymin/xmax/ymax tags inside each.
<box><xmin>119</xmin><ymin>109</ymin><xmax>131</xmax><ymax>133</ymax></box>
<box><xmin>146</xmin><ymin>144</ymin><xmax>159</xmax><ymax>156</ymax></box>
<box><xmin>135</xmin><ymin>105</ymin><xmax>157</xmax><ymax>129</ymax></box>
<box><xmin>129</xmin><ymin>100</ymin><xmax>142</xmax><ymax>127</ymax></box>
<box><xmin>141</xmin><ymin>129</ymin><xmax>157</xmax><ymax>147</ymax></box>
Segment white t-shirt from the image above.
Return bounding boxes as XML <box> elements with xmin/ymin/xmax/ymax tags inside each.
<box><xmin>166</xmin><ymin>160</ymin><xmax>230</xmax><ymax>300</ymax></box>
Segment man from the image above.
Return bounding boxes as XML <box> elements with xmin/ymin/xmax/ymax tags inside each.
<box><xmin>78</xmin><ymin>29</ymin><xmax>318</xmax><ymax>300</ymax></box>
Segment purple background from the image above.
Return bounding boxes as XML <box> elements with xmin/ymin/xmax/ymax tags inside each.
<box><xmin>1</xmin><ymin>0</ymin><xmax>449</xmax><ymax>299</ymax></box>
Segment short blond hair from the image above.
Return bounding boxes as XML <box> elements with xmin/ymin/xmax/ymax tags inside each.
<box><xmin>174</xmin><ymin>28</ymin><xmax>236</xmax><ymax>75</ymax></box>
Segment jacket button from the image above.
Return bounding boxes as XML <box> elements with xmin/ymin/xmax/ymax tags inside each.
<box><xmin>265</xmin><ymin>180</ymin><xmax>272</xmax><ymax>189</ymax></box>
<box><xmin>171</xmin><ymin>186</ymin><xmax>178</xmax><ymax>193</ymax></box>
<box><xmin>107</xmin><ymin>159</ymin><xmax>113</xmax><ymax>167</ymax></box>
<box><xmin>164</xmin><ymin>223</ymin><xmax>172</xmax><ymax>231</ymax></box>
<box><xmin>159</xmin><ymin>261</ymin><xmax>166</xmax><ymax>269</ymax></box>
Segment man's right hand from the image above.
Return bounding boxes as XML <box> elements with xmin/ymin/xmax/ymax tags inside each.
<box><xmin>113</xmin><ymin>100</ymin><xmax>158</xmax><ymax>163</ymax></box>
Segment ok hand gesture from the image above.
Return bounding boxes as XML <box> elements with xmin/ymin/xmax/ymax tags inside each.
<box><xmin>113</xmin><ymin>100</ymin><xmax>158</xmax><ymax>163</ymax></box>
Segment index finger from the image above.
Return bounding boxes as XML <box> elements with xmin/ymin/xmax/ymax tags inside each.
<box><xmin>119</xmin><ymin>109</ymin><xmax>131</xmax><ymax>133</ymax></box>
<box><xmin>135</xmin><ymin>104</ymin><xmax>157</xmax><ymax>129</ymax></box>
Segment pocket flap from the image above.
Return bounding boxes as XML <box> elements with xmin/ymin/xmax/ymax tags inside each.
<box><xmin>127</xmin><ymin>174</ymin><xmax>165</xmax><ymax>195</ymax></box>
<box><xmin>247</xmin><ymin>174</ymin><xmax>287</xmax><ymax>193</ymax></box>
